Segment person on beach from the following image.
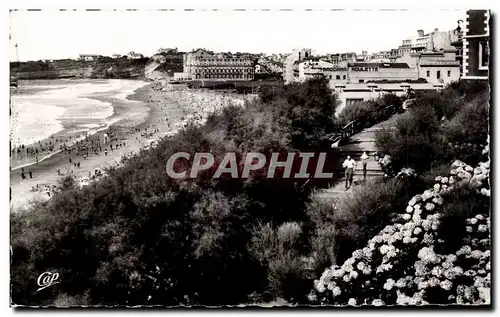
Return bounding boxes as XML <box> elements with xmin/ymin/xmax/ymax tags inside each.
<box><xmin>360</xmin><ymin>151</ymin><xmax>369</xmax><ymax>182</ymax></box>
<box><xmin>105</xmin><ymin>150</ymin><xmax>108</xmax><ymax>156</ymax></box>
<box><xmin>342</xmin><ymin>156</ymin><xmax>357</xmax><ymax>190</ymax></box>
<box><xmin>69</xmin><ymin>157</ymin><xmax>72</xmax><ymax>164</ymax></box>
<box><xmin>29</xmin><ymin>170</ymin><xmax>32</xmax><ymax>179</ymax></box>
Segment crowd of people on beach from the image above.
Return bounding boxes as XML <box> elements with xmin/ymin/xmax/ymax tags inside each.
<box><xmin>12</xmin><ymin>84</ymin><xmax>257</xmax><ymax>204</ymax></box>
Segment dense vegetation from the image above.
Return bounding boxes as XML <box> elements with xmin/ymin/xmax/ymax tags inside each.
<box><xmin>11</xmin><ymin>78</ymin><xmax>342</xmax><ymax>306</ymax></box>
<box><xmin>11</xmin><ymin>78</ymin><xmax>490</xmax><ymax>306</ymax></box>
<box><xmin>308</xmin><ymin>80</ymin><xmax>490</xmax><ymax>305</ymax></box>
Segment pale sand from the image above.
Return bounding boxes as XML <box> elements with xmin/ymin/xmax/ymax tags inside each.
<box><xmin>10</xmin><ymin>84</ymin><xmax>256</xmax><ymax>212</ymax></box>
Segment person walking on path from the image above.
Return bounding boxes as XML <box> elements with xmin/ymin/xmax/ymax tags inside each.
<box><xmin>342</xmin><ymin>156</ymin><xmax>357</xmax><ymax>190</ymax></box>
<box><xmin>29</xmin><ymin>170</ymin><xmax>32</xmax><ymax>179</ymax></box>
<box><xmin>360</xmin><ymin>151</ymin><xmax>369</xmax><ymax>183</ymax></box>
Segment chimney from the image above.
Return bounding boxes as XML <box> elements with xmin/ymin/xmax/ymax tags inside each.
<box><xmin>417</xmin><ymin>29</ymin><xmax>424</xmax><ymax>37</ymax></box>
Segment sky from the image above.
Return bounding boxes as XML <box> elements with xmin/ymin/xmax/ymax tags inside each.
<box><xmin>9</xmin><ymin>9</ymin><xmax>466</xmax><ymax>61</ymax></box>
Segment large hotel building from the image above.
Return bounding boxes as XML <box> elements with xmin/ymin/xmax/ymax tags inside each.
<box><xmin>175</xmin><ymin>49</ymin><xmax>255</xmax><ymax>81</ymax></box>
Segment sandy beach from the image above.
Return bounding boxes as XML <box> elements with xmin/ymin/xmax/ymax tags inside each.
<box><xmin>10</xmin><ymin>82</ymin><xmax>256</xmax><ymax>211</ymax></box>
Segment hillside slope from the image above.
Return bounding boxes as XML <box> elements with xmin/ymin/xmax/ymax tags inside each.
<box><xmin>10</xmin><ymin>58</ymin><xmax>150</xmax><ymax>80</ymax></box>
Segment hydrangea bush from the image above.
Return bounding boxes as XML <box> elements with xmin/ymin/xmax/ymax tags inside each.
<box><xmin>309</xmin><ymin>156</ymin><xmax>490</xmax><ymax>306</ymax></box>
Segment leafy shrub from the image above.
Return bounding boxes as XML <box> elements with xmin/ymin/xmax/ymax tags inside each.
<box><xmin>375</xmin><ymin>106</ymin><xmax>448</xmax><ymax>173</ymax></box>
<box><xmin>337</xmin><ymin>94</ymin><xmax>403</xmax><ymax>127</ymax></box>
<box><xmin>247</xmin><ymin>222</ymin><xmax>310</xmax><ymax>302</ymax></box>
<box><xmin>443</xmin><ymin>91</ymin><xmax>489</xmax><ymax>146</ymax></box>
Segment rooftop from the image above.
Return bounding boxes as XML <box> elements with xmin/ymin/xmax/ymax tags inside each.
<box><xmin>348</xmin><ymin>62</ymin><xmax>411</xmax><ymax>69</ymax></box>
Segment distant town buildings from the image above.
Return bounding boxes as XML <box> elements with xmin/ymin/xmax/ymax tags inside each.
<box><xmin>112</xmin><ymin>54</ymin><xmax>122</xmax><ymax>59</ymax></box>
<box><xmin>79</xmin><ymin>54</ymin><xmax>101</xmax><ymax>61</ymax></box>
<box><xmin>127</xmin><ymin>52</ymin><xmax>144</xmax><ymax>59</ymax></box>
<box><xmin>284</xmin><ymin>48</ymin><xmax>313</xmax><ymax>83</ymax></box>
<box><xmin>175</xmin><ymin>48</ymin><xmax>255</xmax><ymax>81</ymax></box>
<box><xmin>462</xmin><ymin>10</ymin><xmax>490</xmax><ymax>80</ymax></box>
<box><xmin>157</xmin><ymin>48</ymin><xmax>179</xmax><ymax>54</ymax></box>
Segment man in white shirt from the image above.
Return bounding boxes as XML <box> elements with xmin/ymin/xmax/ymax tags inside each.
<box><xmin>342</xmin><ymin>156</ymin><xmax>357</xmax><ymax>189</ymax></box>
<box><xmin>360</xmin><ymin>151</ymin><xmax>369</xmax><ymax>182</ymax></box>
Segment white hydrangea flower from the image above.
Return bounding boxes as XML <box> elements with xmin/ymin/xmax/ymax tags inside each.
<box><xmin>422</xmin><ymin>232</ymin><xmax>435</xmax><ymax>245</ymax></box>
<box><xmin>350</xmin><ymin>270</ymin><xmax>359</xmax><ymax>279</ymax></box>
<box><xmin>428</xmin><ymin>277</ymin><xmax>440</xmax><ymax>287</ymax></box>
<box><xmin>446</xmin><ymin>254</ymin><xmax>457</xmax><ymax>262</ymax></box>
<box><xmin>332</xmin><ymin>286</ymin><xmax>341</xmax><ymax>297</ymax></box>
<box><xmin>443</xmin><ymin>269</ymin><xmax>455</xmax><ymax>280</ymax></box>
<box><xmin>477</xmin><ymin>225</ymin><xmax>488</xmax><ymax>232</ymax></box>
<box><xmin>434</xmin><ymin>183</ymin><xmax>441</xmax><ymax>191</ymax></box>
<box><xmin>417</xmin><ymin>280</ymin><xmax>429</xmax><ymax>290</ymax></box>
<box><xmin>452</xmin><ymin>266</ymin><xmax>463</xmax><ymax>276</ymax></box>
<box><xmin>326</xmin><ymin>281</ymin><xmax>336</xmax><ymax>291</ymax></box>
<box><xmin>371</xmin><ymin>299</ymin><xmax>384</xmax><ymax>306</ymax></box>
<box><xmin>421</xmin><ymin>220</ymin><xmax>431</xmax><ymax>231</ymax></box>
<box><xmin>465</xmin><ymin>165</ymin><xmax>474</xmax><ymax>172</ymax></box>
<box><xmin>478</xmin><ymin>287</ymin><xmax>491</xmax><ymax>304</ymax></box>
<box><xmin>441</xmin><ymin>177</ymin><xmax>449</xmax><ymax>184</ymax></box>
<box><xmin>431</xmin><ymin>221</ymin><xmax>440</xmax><ymax>231</ymax></box>
<box><xmin>348</xmin><ymin>298</ymin><xmax>357</xmax><ymax>306</ymax></box>
<box><xmin>396</xmin><ymin>278</ymin><xmax>407</xmax><ymax>288</ymax></box>
<box><xmin>352</xmin><ymin>249</ymin><xmax>363</xmax><ymax>259</ymax></box>
<box><xmin>421</xmin><ymin>190</ymin><xmax>434</xmax><ymax>201</ymax></box>
<box><xmin>431</xmin><ymin>266</ymin><xmax>444</xmax><ymax>277</ymax></box>
<box><xmin>362</xmin><ymin>267</ymin><xmax>372</xmax><ymax>275</ymax></box>
<box><xmin>435</xmin><ymin>176</ymin><xmax>442</xmax><ymax>182</ymax></box>
<box><xmin>440</xmin><ymin>280</ymin><xmax>453</xmax><ymax>291</ymax></box>
<box><xmin>362</xmin><ymin>247</ymin><xmax>373</xmax><ymax>258</ymax></box>
<box><xmin>380</xmin><ymin>244</ymin><xmax>390</xmax><ymax>255</ymax></box>
<box><xmin>475</xmin><ymin>214</ymin><xmax>485</xmax><ymax>221</ymax></box>
<box><xmin>403</xmin><ymin>236</ymin><xmax>413</xmax><ymax>244</ymax></box>
<box><xmin>413</xmin><ymin>227</ymin><xmax>422</xmax><ymax>235</ymax></box>
<box><xmin>442</xmin><ymin>261</ymin><xmax>453</xmax><ymax>269</ymax></box>
<box><xmin>418</xmin><ymin>247</ymin><xmax>439</xmax><ymax>263</ymax></box>
<box><xmin>470</xmin><ymin>218</ymin><xmax>478</xmax><ymax>225</ymax></box>
<box><xmin>383</xmin><ymin>278</ymin><xmax>396</xmax><ymax>290</ymax></box>
<box><xmin>425</xmin><ymin>202</ymin><xmax>435</xmax><ymax>211</ymax></box>
<box><xmin>470</xmin><ymin>250</ymin><xmax>483</xmax><ymax>259</ymax></box>
<box><xmin>457</xmin><ymin>245</ymin><xmax>472</xmax><ymax>256</ymax></box>
<box><xmin>432</xmin><ymin>197</ymin><xmax>443</xmax><ymax>205</ymax></box>
<box><xmin>465</xmin><ymin>226</ymin><xmax>473</xmax><ymax>233</ymax></box>
<box><xmin>332</xmin><ymin>269</ymin><xmax>345</xmax><ymax>278</ymax></box>
<box><xmin>357</xmin><ymin>261</ymin><xmax>366</xmax><ymax>271</ymax></box>
<box><xmin>406</xmin><ymin>206</ymin><xmax>414</xmax><ymax>213</ymax></box>
<box><xmin>412</xmin><ymin>213</ymin><xmax>422</xmax><ymax>223</ymax></box>
<box><xmin>480</xmin><ymin>188</ymin><xmax>490</xmax><ymax>196</ymax></box>
<box><xmin>372</xmin><ymin>235</ymin><xmax>384</xmax><ymax>244</ymax></box>
<box><xmin>448</xmin><ymin>176</ymin><xmax>455</xmax><ymax>184</ymax></box>
<box><xmin>314</xmin><ymin>280</ymin><xmax>326</xmax><ymax>293</ymax></box>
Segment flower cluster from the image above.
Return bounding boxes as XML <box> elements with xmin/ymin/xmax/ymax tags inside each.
<box><xmin>396</xmin><ymin>168</ymin><xmax>416</xmax><ymax>179</ymax></box>
<box><xmin>377</xmin><ymin>154</ymin><xmax>395</xmax><ymax>178</ymax></box>
<box><xmin>310</xmin><ymin>159</ymin><xmax>491</xmax><ymax>306</ymax></box>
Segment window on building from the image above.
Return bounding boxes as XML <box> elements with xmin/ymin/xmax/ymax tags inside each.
<box><xmin>336</xmin><ymin>75</ymin><xmax>341</xmax><ymax>80</ymax></box>
<box><xmin>329</xmin><ymin>75</ymin><xmax>332</xmax><ymax>79</ymax></box>
<box><xmin>447</xmin><ymin>70</ymin><xmax>451</xmax><ymax>77</ymax></box>
<box><xmin>426</xmin><ymin>70</ymin><xmax>430</xmax><ymax>77</ymax></box>
<box><xmin>359</xmin><ymin>79</ymin><xmax>364</xmax><ymax>83</ymax></box>
<box><xmin>343</xmin><ymin>75</ymin><xmax>346</xmax><ymax>80</ymax></box>
<box><xmin>479</xmin><ymin>41</ymin><xmax>489</xmax><ymax>69</ymax></box>
<box><xmin>437</xmin><ymin>71</ymin><xmax>441</xmax><ymax>79</ymax></box>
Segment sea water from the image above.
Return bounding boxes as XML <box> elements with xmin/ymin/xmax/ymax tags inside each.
<box><xmin>10</xmin><ymin>79</ymin><xmax>149</xmax><ymax>147</ymax></box>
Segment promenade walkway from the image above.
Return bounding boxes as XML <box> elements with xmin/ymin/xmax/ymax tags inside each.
<box><xmin>315</xmin><ymin>114</ymin><xmax>402</xmax><ymax>199</ymax></box>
